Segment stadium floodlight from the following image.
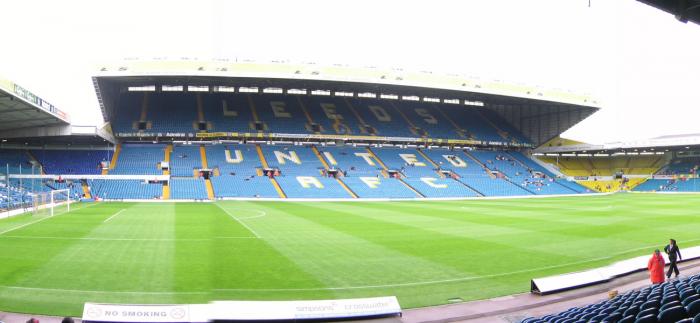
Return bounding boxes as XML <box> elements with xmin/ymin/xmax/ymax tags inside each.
<box><xmin>287</xmin><ymin>89</ymin><xmax>307</xmax><ymax>95</ymax></box>
<box><xmin>443</xmin><ymin>99</ymin><xmax>460</xmax><ymax>105</ymax></box>
<box><xmin>423</xmin><ymin>97</ymin><xmax>440</xmax><ymax>103</ymax></box>
<box><xmin>311</xmin><ymin>90</ymin><xmax>331</xmax><ymax>96</ymax></box>
<box><xmin>239</xmin><ymin>87</ymin><xmax>259</xmax><ymax>93</ymax></box>
<box><xmin>401</xmin><ymin>95</ymin><xmax>419</xmax><ymax>101</ymax></box>
<box><xmin>263</xmin><ymin>87</ymin><xmax>283</xmax><ymax>94</ymax></box>
<box><xmin>380</xmin><ymin>94</ymin><xmax>399</xmax><ymax>100</ymax></box>
<box><xmin>334</xmin><ymin>91</ymin><xmax>353</xmax><ymax>97</ymax></box>
<box><xmin>187</xmin><ymin>85</ymin><xmax>209</xmax><ymax>92</ymax></box>
<box><xmin>464</xmin><ymin>100</ymin><xmax>484</xmax><ymax>106</ymax></box>
<box><xmin>358</xmin><ymin>92</ymin><xmax>376</xmax><ymax>98</ymax></box>
<box><xmin>214</xmin><ymin>86</ymin><xmax>235</xmax><ymax>93</ymax></box>
<box><xmin>162</xmin><ymin>85</ymin><xmax>184</xmax><ymax>92</ymax></box>
<box><xmin>127</xmin><ymin>85</ymin><xmax>156</xmax><ymax>92</ymax></box>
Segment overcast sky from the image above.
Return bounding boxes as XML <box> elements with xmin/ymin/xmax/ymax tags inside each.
<box><xmin>0</xmin><ymin>0</ymin><xmax>698</xmax><ymax>144</ymax></box>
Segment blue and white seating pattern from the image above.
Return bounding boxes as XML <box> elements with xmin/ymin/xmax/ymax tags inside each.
<box><xmin>522</xmin><ymin>274</ymin><xmax>700</xmax><ymax>323</ymax></box>
<box><xmin>170</xmin><ymin>145</ymin><xmax>201</xmax><ymax>177</ymax></box>
<box><xmin>110</xmin><ymin>144</ymin><xmax>164</xmax><ymax>175</ymax></box>
<box><xmin>32</xmin><ymin>149</ymin><xmax>109</xmax><ymax>175</ymax></box>
<box><xmin>90</xmin><ymin>180</ymin><xmax>162</xmax><ymax>200</ymax></box>
<box><xmin>170</xmin><ymin>178</ymin><xmax>208</xmax><ymax>200</ymax></box>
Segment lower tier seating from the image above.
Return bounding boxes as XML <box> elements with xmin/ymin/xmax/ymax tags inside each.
<box><xmin>634</xmin><ymin>178</ymin><xmax>700</xmax><ymax>192</ymax></box>
<box><xmin>170</xmin><ymin>178</ymin><xmax>208</xmax><ymax>200</ymax></box>
<box><xmin>90</xmin><ymin>180</ymin><xmax>163</xmax><ymax>200</ymax></box>
<box><xmin>211</xmin><ymin>176</ymin><xmax>279</xmax><ymax>198</ymax></box>
<box><xmin>522</xmin><ymin>274</ymin><xmax>700</xmax><ymax>323</ymax></box>
<box><xmin>275</xmin><ymin>176</ymin><xmax>351</xmax><ymax>198</ymax></box>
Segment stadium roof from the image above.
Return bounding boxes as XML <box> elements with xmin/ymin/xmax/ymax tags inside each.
<box><xmin>535</xmin><ymin>134</ymin><xmax>700</xmax><ymax>154</ymax></box>
<box><xmin>638</xmin><ymin>0</ymin><xmax>700</xmax><ymax>24</ymax></box>
<box><xmin>93</xmin><ymin>60</ymin><xmax>601</xmax><ymax>146</ymax></box>
<box><xmin>0</xmin><ymin>77</ymin><xmax>70</xmax><ymax>133</ymax></box>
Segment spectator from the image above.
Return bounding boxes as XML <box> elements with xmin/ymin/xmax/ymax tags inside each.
<box><xmin>62</xmin><ymin>318</ymin><xmax>75</xmax><ymax>323</ymax></box>
<box><xmin>664</xmin><ymin>239</ymin><xmax>682</xmax><ymax>279</ymax></box>
<box><xmin>647</xmin><ymin>249</ymin><xmax>665</xmax><ymax>284</ymax></box>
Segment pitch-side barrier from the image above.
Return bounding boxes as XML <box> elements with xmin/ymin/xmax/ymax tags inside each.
<box><xmin>81</xmin><ymin>296</ymin><xmax>401</xmax><ymax>323</ymax></box>
<box><xmin>531</xmin><ymin>246</ymin><xmax>700</xmax><ymax>294</ymax></box>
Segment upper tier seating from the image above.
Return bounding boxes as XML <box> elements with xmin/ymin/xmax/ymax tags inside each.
<box><xmin>253</xmin><ymin>94</ymin><xmax>311</xmax><ymax>134</ymax></box>
<box><xmin>347</xmin><ymin>98</ymin><xmax>415</xmax><ymax>137</ymax></box>
<box><xmin>657</xmin><ymin>157</ymin><xmax>700</xmax><ymax>175</ymax></box>
<box><xmin>110</xmin><ymin>145</ymin><xmax>165</xmax><ymax>175</ymax></box>
<box><xmin>521</xmin><ymin>274</ymin><xmax>700</xmax><ymax>323</ymax></box>
<box><xmin>170</xmin><ymin>145</ymin><xmax>202</xmax><ymax>177</ymax></box>
<box><xmin>538</xmin><ymin>155</ymin><xmax>666</xmax><ymax>177</ymax></box>
<box><xmin>0</xmin><ymin>149</ymin><xmax>33</xmax><ymax>174</ymax></box>
<box><xmin>202</xmin><ymin>93</ymin><xmax>254</xmax><ymax>133</ymax></box>
<box><xmin>113</xmin><ymin>92</ymin><xmax>534</xmax><ymax>145</ymax></box>
<box><xmin>31</xmin><ymin>149</ymin><xmax>109</xmax><ymax>175</ymax></box>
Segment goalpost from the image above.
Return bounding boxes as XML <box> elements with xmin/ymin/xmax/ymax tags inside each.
<box><xmin>32</xmin><ymin>189</ymin><xmax>72</xmax><ymax>216</ymax></box>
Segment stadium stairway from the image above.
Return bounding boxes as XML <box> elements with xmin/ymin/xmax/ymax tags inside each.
<box><xmin>367</xmin><ymin>147</ymin><xmax>425</xmax><ymax>197</ymax></box>
<box><xmin>297</xmin><ymin>96</ymin><xmax>321</xmax><ymax>134</ymax></box>
<box><xmin>103</xmin><ymin>144</ymin><xmax>120</xmax><ymax>175</ymax></box>
<box><xmin>25</xmin><ymin>151</ymin><xmax>45</xmax><ymax>175</ymax></box>
<box><xmin>81</xmin><ymin>179</ymin><xmax>91</xmax><ymax>199</ymax></box>
<box><xmin>388</xmin><ymin>100</ymin><xmax>427</xmax><ymax>137</ymax></box>
<box><xmin>200</xmin><ymin>145</ymin><xmax>215</xmax><ymax>200</ymax></box>
<box><xmin>162</xmin><ymin>144</ymin><xmax>172</xmax><ymax>199</ymax></box>
<box><xmin>416</xmin><ymin>149</ymin><xmax>445</xmax><ymax>178</ymax></box>
<box><xmin>256</xmin><ymin>144</ymin><xmax>286</xmax><ymax>198</ymax></box>
<box><xmin>312</xmin><ymin>145</ymin><xmax>358</xmax><ymax>198</ymax></box>
<box><xmin>247</xmin><ymin>94</ymin><xmax>265</xmax><ymax>132</ymax></box>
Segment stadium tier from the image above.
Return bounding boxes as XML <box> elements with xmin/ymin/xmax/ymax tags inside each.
<box><xmin>634</xmin><ymin>178</ymin><xmax>700</xmax><ymax>192</ymax></box>
<box><xmin>31</xmin><ymin>149</ymin><xmax>109</xmax><ymax>175</ymax></box>
<box><xmin>656</xmin><ymin>156</ymin><xmax>700</xmax><ymax>175</ymax></box>
<box><xmin>108</xmin><ymin>144</ymin><xmax>165</xmax><ymax>175</ymax></box>
<box><xmin>538</xmin><ymin>155</ymin><xmax>666</xmax><ymax>177</ymax></box>
<box><xmin>522</xmin><ymin>274</ymin><xmax>700</xmax><ymax>323</ymax></box>
<box><xmin>2</xmin><ymin>144</ymin><xmax>601</xmax><ymax>200</ymax></box>
<box><xmin>111</xmin><ymin>92</ymin><xmax>534</xmax><ymax>145</ymax></box>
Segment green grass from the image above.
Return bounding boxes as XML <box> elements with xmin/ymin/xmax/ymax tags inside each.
<box><xmin>0</xmin><ymin>193</ymin><xmax>699</xmax><ymax>316</ymax></box>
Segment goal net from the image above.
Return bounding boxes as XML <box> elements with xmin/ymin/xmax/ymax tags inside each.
<box><xmin>33</xmin><ymin>189</ymin><xmax>71</xmax><ymax>217</ymax></box>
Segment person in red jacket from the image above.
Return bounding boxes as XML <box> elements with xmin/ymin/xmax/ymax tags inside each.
<box><xmin>648</xmin><ymin>249</ymin><xmax>665</xmax><ymax>284</ymax></box>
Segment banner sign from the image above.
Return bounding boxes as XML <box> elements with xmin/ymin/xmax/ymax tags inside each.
<box><xmin>82</xmin><ymin>303</ymin><xmax>208</xmax><ymax>323</ymax></box>
<box><xmin>122</xmin><ymin>130</ymin><xmax>532</xmax><ymax>148</ymax></box>
<box><xmin>210</xmin><ymin>296</ymin><xmax>401</xmax><ymax>320</ymax></box>
<box><xmin>11</xmin><ymin>83</ymin><xmax>69</xmax><ymax>122</ymax></box>
<box><xmin>83</xmin><ymin>297</ymin><xmax>401</xmax><ymax>322</ymax></box>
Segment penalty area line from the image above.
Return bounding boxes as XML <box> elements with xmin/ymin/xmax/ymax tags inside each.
<box><xmin>103</xmin><ymin>209</ymin><xmax>127</xmax><ymax>223</ymax></box>
<box><xmin>215</xmin><ymin>203</ymin><xmax>262</xmax><ymax>239</ymax></box>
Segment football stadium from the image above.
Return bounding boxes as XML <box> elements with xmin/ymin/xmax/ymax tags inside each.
<box><xmin>2</xmin><ymin>1</ymin><xmax>700</xmax><ymax>323</ymax></box>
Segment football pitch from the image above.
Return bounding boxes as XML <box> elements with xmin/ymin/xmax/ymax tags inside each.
<box><xmin>0</xmin><ymin>193</ymin><xmax>698</xmax><ymax>316</ymax></box>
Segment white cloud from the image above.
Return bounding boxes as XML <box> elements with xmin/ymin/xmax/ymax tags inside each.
<box><xmin>0</xmin><ymin>0</ymin><xmax>698</xmax><ymax>145</ymax></box>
